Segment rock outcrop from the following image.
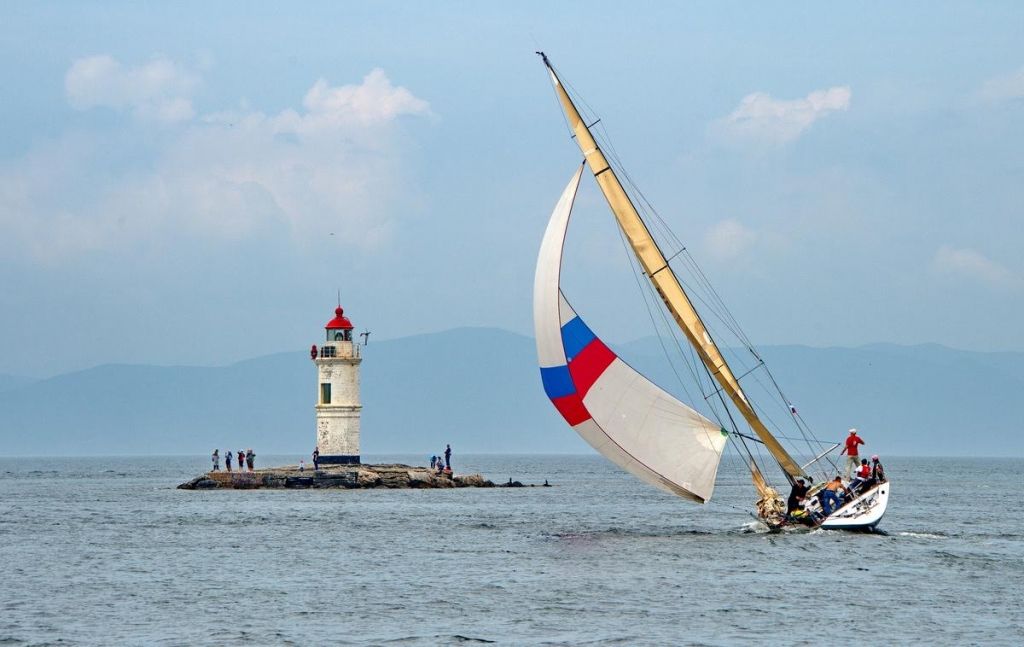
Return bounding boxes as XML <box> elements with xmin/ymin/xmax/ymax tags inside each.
<box><xmin>177</xmin><ymin>463</ymin><xmax>498</xmax><ymax>490</ymax></box>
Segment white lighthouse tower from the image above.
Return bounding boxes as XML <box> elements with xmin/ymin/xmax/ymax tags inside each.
<box><xmin>311</xmin><ymin>304</ymin><xmax>362</xmax><ymax>465</ymax></box>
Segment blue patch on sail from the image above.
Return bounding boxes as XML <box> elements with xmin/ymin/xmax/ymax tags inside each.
<box><xmin>561</xmin><ymin>317</ymin><xmax>596</xmax><ymax>360</ymax></box>
<box><xmin>540</xmin><ymin>365</ymin><xmax>576</xmax><ymax>399</ymax></box>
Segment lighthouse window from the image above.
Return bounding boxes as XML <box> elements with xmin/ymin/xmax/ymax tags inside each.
<box><xmin>321</xmin><ymin>383</ymin><xmax>331</xmax><ymax>404</ymax></box>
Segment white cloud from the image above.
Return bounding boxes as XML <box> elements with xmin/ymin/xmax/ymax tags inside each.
<box><xmin>703</xmin><ymin>219</ymin><xmax>758</xmax><ymax>261</ymax></box>
<box><xmin>933</xmin><ymin>245</ymin><xmax>1018</xmax><ymax>287</ymax></box>
<box><xmin>712</xmin><ymin>86</ymin><xmax>851</xmax><ymax>147</ymax></box>
<box><xmin>0</xmin><ymin>61</ymin><xmax>432</xmax><ymax>264</ymax></box>
<box><xmin>65</xmin><ymin>54</ymin><xmax>200</xmax><ymax>122</ymax></box>
<box><xmin>979</xmin><ymin>67</ymin><xmax>1024</xmax><ymax>103</ymax></box>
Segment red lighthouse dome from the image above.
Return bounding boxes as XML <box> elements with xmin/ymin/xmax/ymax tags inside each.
<box><xmin>325</xmin><ymin>306</ymin><xmax>354</xmax><ymax>343</ymax></box>
<box><xmin>325</xmin><ymin>306</ymin><xmax>353</xmax><ymax>330</ymax></box>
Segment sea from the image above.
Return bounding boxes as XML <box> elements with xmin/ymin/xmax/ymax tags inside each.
<box><xmin>1</xmin><ymin>454</ymin><xmax>1022</xmax><ymax>646</ymax></box>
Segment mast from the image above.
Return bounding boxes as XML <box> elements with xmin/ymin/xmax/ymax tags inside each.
<box><xmin>538</xmin><ymin>52</ymin><xmax>805</xmax><ymax>479</ymax></box>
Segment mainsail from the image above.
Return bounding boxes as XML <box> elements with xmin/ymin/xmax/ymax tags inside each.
<box><xmin>534</xmin><ymin>164</ymin><xmax>728</xmax><ymax>503</ymax></box>
<box><xmin>538</xmin><ymin>52</ymin><xmax>805</xmax><ymax>480</ymax></box>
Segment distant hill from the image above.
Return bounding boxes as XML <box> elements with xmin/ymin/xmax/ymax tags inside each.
<box><xmin>0</xmin><ymin>328</ymin><xmax>1020</xmax><ymax>457</ymax></box>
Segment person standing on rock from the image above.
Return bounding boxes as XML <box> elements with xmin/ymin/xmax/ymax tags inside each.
<box><xmin>212</xmin><ymin>450</ymin><xmax>220</xmax><ymax>471</ymax></box>
<box><xmin>225</xmin><ymin>450</ymin><xmax>232</xmax><ymax>472</ymax></box>
<box><xmin>238</xmin><ymin>450</ymin><xmax>245</xmax><ymax>472</ymax></box>
<box><xmin>312</xmin><ymin>447</ymin><xmax>320</xmax><ymax>471</ymax></box>
<box><xmin>445</xmin><ymin>444</ymin><xmax>452</xmax><ymax>472</ymax></box>
<box><xmin>246</xmin><ymin>449</ymin><xmax>255</xmax><ymax>471</ymax></box>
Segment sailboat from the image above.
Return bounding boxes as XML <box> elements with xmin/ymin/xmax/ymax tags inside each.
<box><xmin>532</xmin><ymin>52</ymin><xmax>890</xmax><ymax>531</ymax></box>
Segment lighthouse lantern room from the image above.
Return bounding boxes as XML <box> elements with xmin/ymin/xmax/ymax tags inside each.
<box><xmin>311</xmin><ymin>305</ymin><xmax>362</xmax><ymax>464</ymax></box>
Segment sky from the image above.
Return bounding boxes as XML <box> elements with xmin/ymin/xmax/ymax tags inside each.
<box><xmin>1</xmin><ymin>2</ymin><xmax>1022</xmax><ymax>378</ymax></box>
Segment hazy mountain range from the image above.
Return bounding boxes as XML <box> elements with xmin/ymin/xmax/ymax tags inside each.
<box><xmin>1</xmin><ymin>327</ymin><xmax>1021</xmax><ymax>458</ymax></box>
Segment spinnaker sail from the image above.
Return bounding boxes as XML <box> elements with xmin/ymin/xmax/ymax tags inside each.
<box><xmin>534</xmin><ymin>164</ymin><xmax>729</xmax><ymax>503</ymax></box>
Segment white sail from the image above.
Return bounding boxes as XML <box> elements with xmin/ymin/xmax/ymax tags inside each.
<box><xmin>534</xmin><ymin>166</ymin><xmax>729</xmax><ymax>503</ymax></box>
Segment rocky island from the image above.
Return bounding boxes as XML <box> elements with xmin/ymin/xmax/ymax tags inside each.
<box><xmin>178</xmin><ymin>463</ymin><xmax>501</xmax><ymax>490</ymax></box>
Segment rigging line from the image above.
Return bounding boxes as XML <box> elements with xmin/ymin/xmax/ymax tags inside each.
<box><xmin>700</xmin><ymin>361</ymin><xmax>768</xmax><ymax>401</ymax></box>
<box><xmin>590</xmin><ymin>130</ymin><xmax>754</xmax><ymax>358</ymax></box>
<box><xmin>543</xmin><ymin>65</ymin><xmax>575</xmax><ymax>144</ymax></box>
<box><xmin>617</xmin><ymin>221</ymin><xmax>724</xmax><ymax>434</ymax></box>
<box><xmin>548</xmin><ymin>61</ymin><xmax>611</xmax><ymax>158</ymax></box>
<box><xmin>676</xmin><ymin>256</ymin><xmax>751</xmax><ymax>349</ymax></box>
<box><xmin>706</xmin><ymin>500</ymin><xmax>763</xmax><ymax>518</ymax></box>
<box><xmin>731</xmin><ymin>431</ymin><xmax>765</xmax><ymax>445</ymax></box>
<box><xmin>558</xmin><ymin>71</ymin><xmax>609</xmax><ymax>146</ymax></box>
<box><xmin>668</xmin><ymin>247</ymin><xmax>751</xmax><ymax>348</ymax></box>
<box><xmin>758</xmin><ymin>359</ymin><xmax>822</xmax><ymax>440</ymax></box>
<box><xmin>734</xmin><ymin>431</ymin><xmax>772</xmax><ymax>487</ymax></box>
<box><xmin>679</xmin><ymin>250</ymin><xmax>758</xmax><ymax>351</ymax></box>
<box><xmin>597</xmin><ymin>178</ymin><xmax>713</xmax><ymax>409</ymax></box>
<box><xmin>592</xmin><ymin>134</ymin><xmax>679</xmax><ymax>254</ymax></box>
<box><xmin>643</xmin><ymin>247</ymin><xmax>690</xmax><ymax>280</ymax></box>
<box><xmin>739</xmin><ymin>365</ymin><xmax>821</xmax><ymax>455</ymax></box>
<box><xmin>705</xmin><ymin>356</ymin><xmax>746</xmax><ymax>444</ymax></box>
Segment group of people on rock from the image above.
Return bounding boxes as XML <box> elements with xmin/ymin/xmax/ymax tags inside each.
<box><xmin>212</xmin><ymin>443</ymin><xmax>454</xmax><ymax>475</ymax></box>
<box><xmin>785</xmin><ymin>429</ymin><xmax>887</xmax><ymax>524</ymax></box>
<box><xmin>211</xmin><ymin>449</ymin><xmax>255</xmax><ymax>473</ymax></box>
<box><xmin>300</xmin><ymin>448</ymin><xmax>321</xmax><ymax>471</ymax></box>
<box><xmin>429</xmin><ymin>444</ymin><xmax>452</xmax><ymax>472</ymax></box>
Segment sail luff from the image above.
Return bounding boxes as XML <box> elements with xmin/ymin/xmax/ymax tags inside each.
<box><xmin>542</xmin><ymin>57</ymin><xmax>805</xmax><ymax>479</ymax></box>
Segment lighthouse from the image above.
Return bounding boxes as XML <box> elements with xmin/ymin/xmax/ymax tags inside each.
<box><xmin>311</xmin><ymin>305</ymin><xmax>362</xmax><ymax>465</ymax></box>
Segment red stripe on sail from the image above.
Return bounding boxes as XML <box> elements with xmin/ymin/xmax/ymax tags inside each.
<box><xmin>551</xmin><ymin>393</ymin><xmax>591</xmax><ymax>426</ymax></box>
<box><xmin>568</xmin><ymin>339</ymin><xmax>616</xmax><ymax>397</ymax></box>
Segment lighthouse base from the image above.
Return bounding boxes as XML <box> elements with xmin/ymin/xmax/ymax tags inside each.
<box><xmin>319</xmin><ymin>454</ymin><xmax>360</xmax><ymax>465</ymax></box>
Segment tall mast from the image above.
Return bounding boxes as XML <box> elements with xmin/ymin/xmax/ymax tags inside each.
<box><xmin>539</xmin><ymin>52</ymin><xmax>805</xmax><ymax>479</ymax></box>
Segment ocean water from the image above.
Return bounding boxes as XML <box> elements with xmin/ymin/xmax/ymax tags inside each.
<box><xmin>1</xmin><ymin>454</ymin><xmax>1022</xmax><ymax>646</ymax></box>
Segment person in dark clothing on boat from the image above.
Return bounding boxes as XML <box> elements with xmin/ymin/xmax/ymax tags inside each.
<box><xmin>787</xmin><ymin>478</ymin><xmax>809</xmax><ymax>513</ymax></box>
<box><xmin>871</xmin><ymin>455</ymin><xmax>886</xmax><ymax>483</ymax></box>
<box><xmin>789</xmin><ymin>498</ymin><xmax>821</xmax><ymax>526</ymax></box>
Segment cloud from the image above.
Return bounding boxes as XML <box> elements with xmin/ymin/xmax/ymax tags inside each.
<box><xmin>65</xmin><ymin>55</ymin><xmax>200</xmax><ymax>122</ymax></box>
<box><xmin>0</xmin><ymin>59</ymin><xmax>432</xmax><ymax>264</ymax></box>
<box><xmin>978</xmin><ymin>67</ymin><xmax>1024</xmax><ymax>103</ymax></box>
<box><xmin>933</xmin><ymin>245</ymin><xmax>1018</xmax><ymax>287</ymax></box>
<box><xmin>712</xmin><ymin>86</ymin><xmax>851</xmax><ymax>147</ymax></box>
<box><xmin>703</xmin><ymin>219</ymin><xmax>758</xmax><ymax>261</ymax></box>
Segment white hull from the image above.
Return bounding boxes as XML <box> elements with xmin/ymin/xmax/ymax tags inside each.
<box><xmin>819</xmin><ymin>482</ymin><xmax>891</xmax><ymax>530</ymax></box>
